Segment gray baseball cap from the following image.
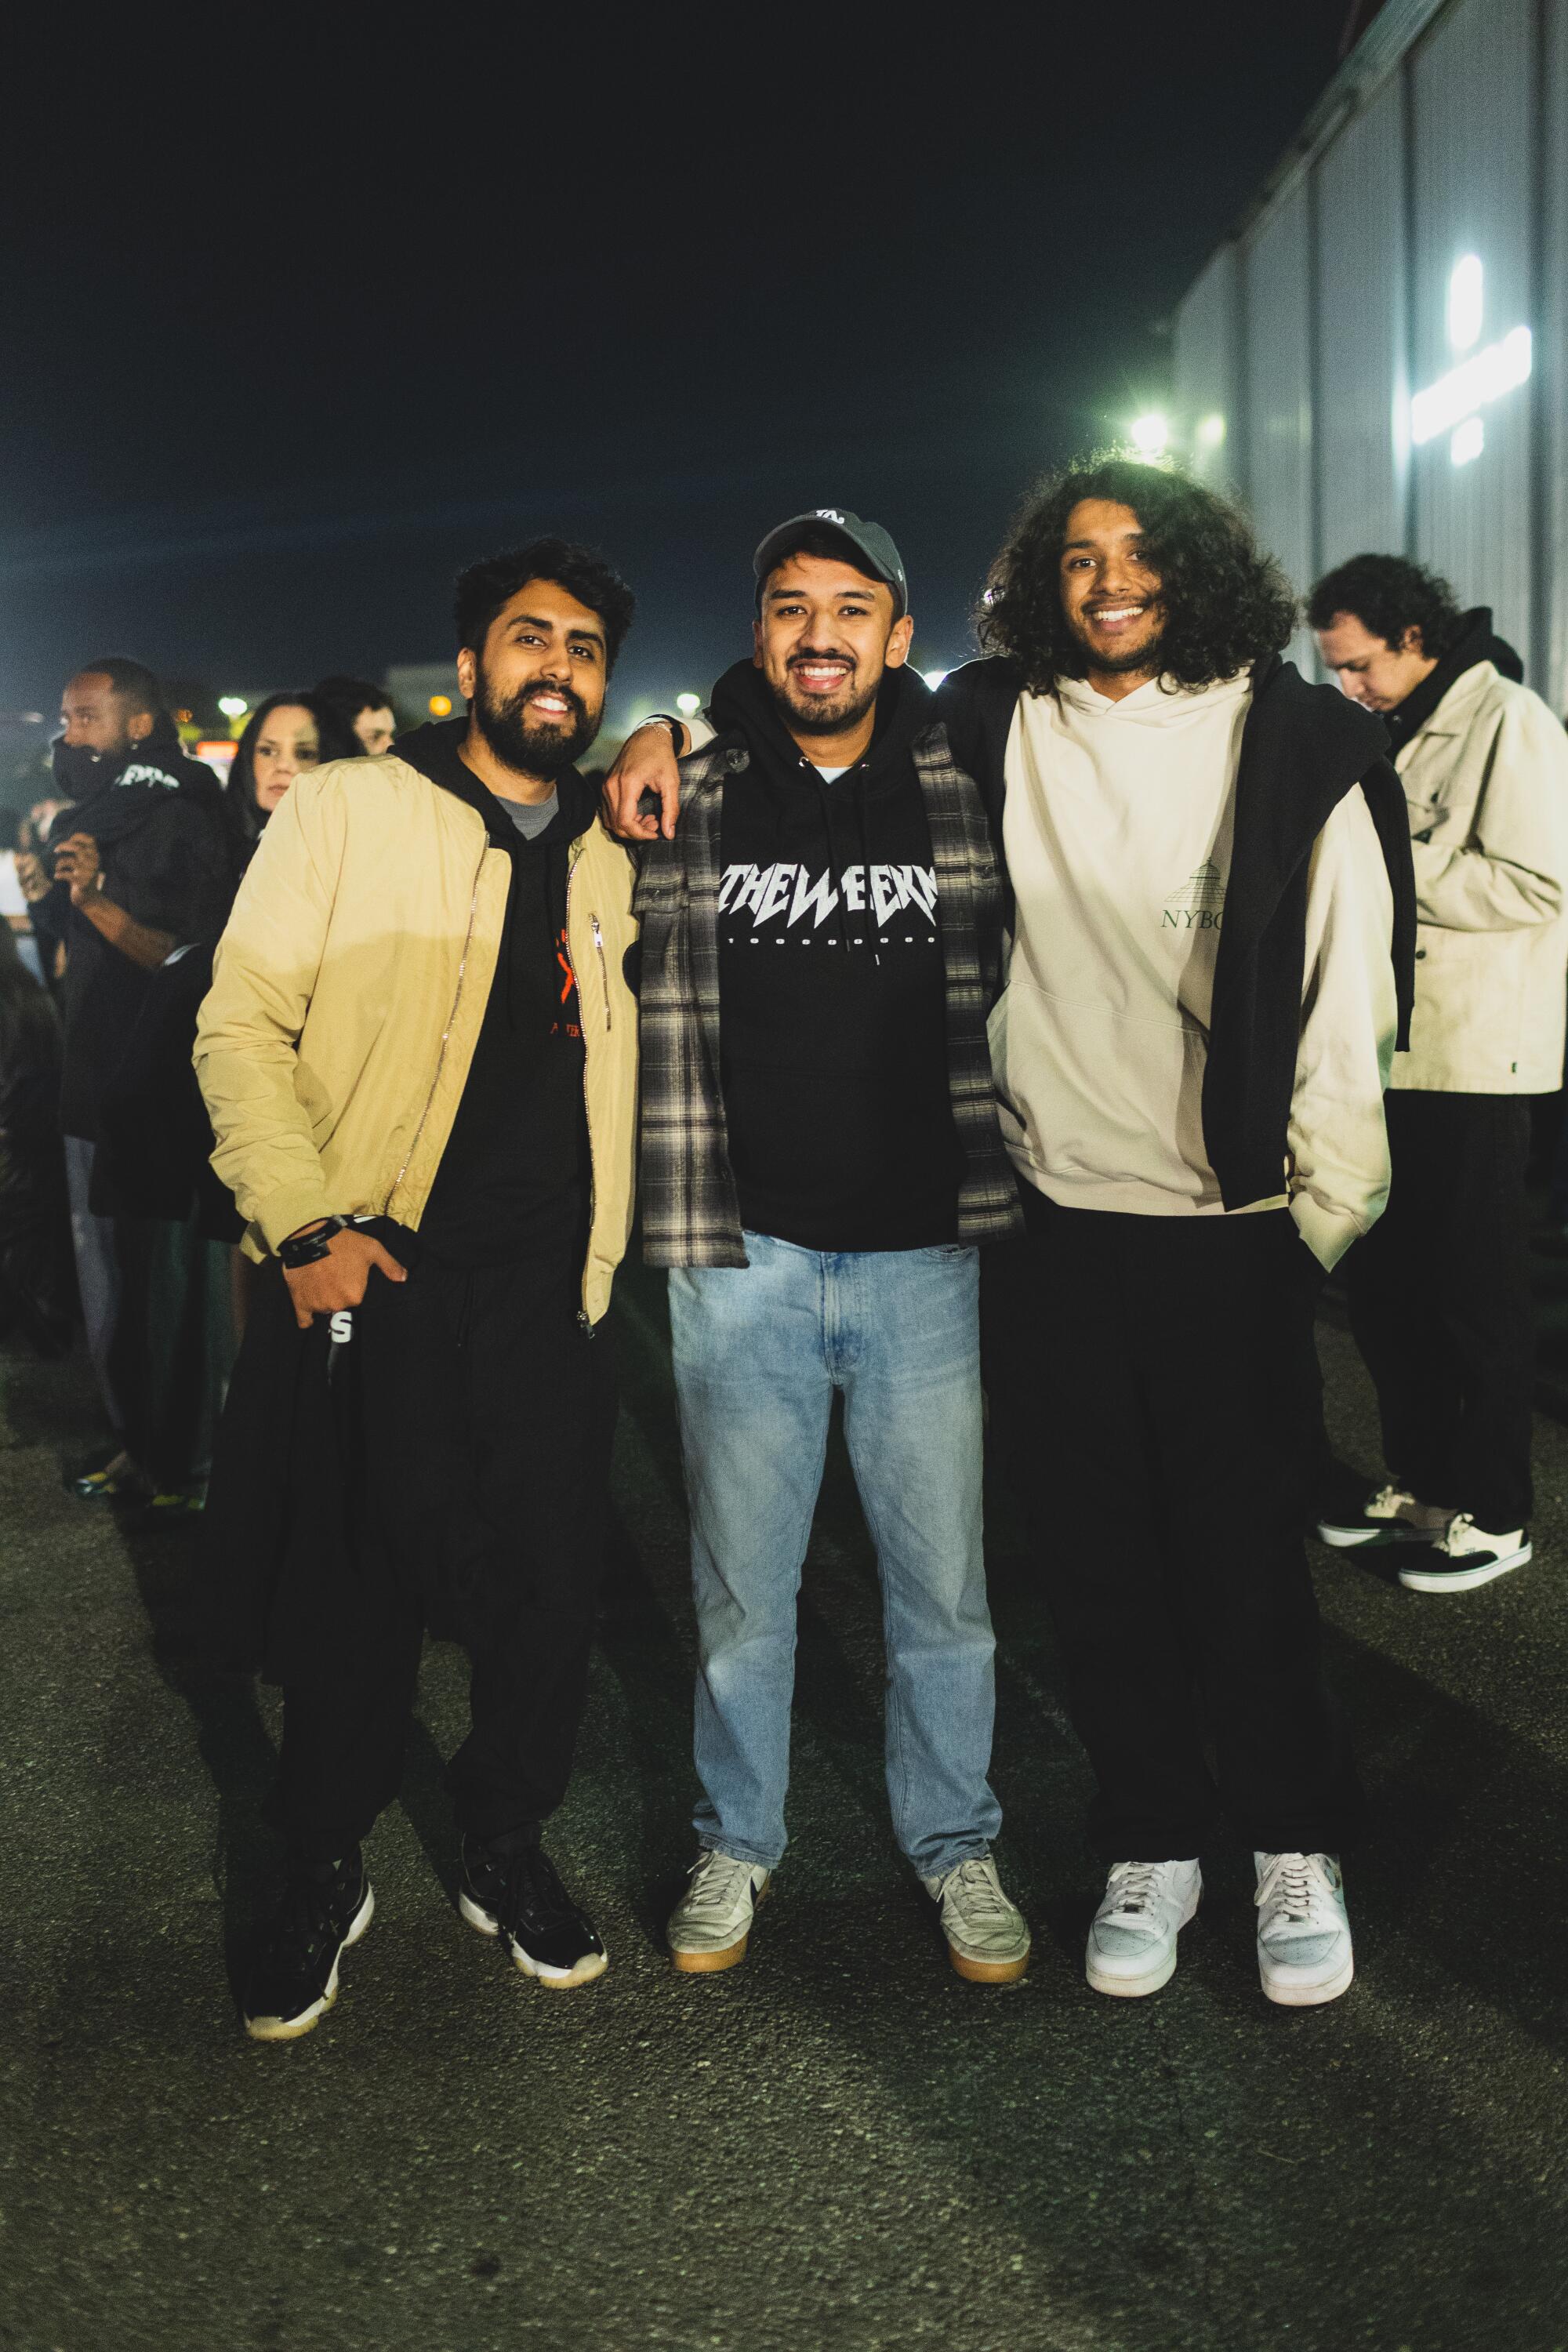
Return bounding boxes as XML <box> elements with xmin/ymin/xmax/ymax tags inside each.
<box><xmin>753</xmin><ymin>508</ymin><xmax>909</xmax><ymax>619</ymax></box>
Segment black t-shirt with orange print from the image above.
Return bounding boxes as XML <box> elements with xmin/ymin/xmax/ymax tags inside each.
<box><xmin>397</xmin><ymin>719</ymin><xmax>590</xmax><ymax>1272</ymax></box>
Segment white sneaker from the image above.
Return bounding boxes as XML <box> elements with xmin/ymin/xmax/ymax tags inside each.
<box><xmin>667</xmin><ymin>1849</ymin><xmax>770</xmax><ymax>1974</ymax></box>
<box><xmin>1254</xmin><ymin>1851</ymin><xmax>1354</xmax><ymax>2006</ymax></box>
<box><xmin>1085</xmin><ymin>1859</ymin><xmax>1201</xmax><ymax>1998</ymax></box>
<box><xmin>1399</xmin><ymin>1515</ymin><xmax>1531</xmax><ymax>1593</ymax></box>
<box><xmin>1317</xmin><ymin>1483</ymin><xmax>1453</xmax><ymax>1548</ymax></box>
<box><xmin>920</xmin><ymin>1856</ymin><xmax>1031</xmax><ymax>1984</ymax></box>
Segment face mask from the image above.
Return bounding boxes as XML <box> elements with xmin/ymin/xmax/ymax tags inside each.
<box><xmin>52</xmin><ymin>737</ymin><xmax>115</xmax><ymax>797</ymax></box>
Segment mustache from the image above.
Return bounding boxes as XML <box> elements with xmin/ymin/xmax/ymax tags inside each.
<box><xmin>786</xmin><ymin>650</ymin><xmax>858</xmax><ymax>671</ymax></box>
<box><xmin>501</xmin><ymin>680</ymin><xmax>590</xmax><ymax>727</ymax></box>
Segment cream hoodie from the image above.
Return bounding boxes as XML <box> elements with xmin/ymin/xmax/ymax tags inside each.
<box><xmin>989</xmin><ymin>672</ymin><xmax>1397</xmax><ymax>1270</ymax></box>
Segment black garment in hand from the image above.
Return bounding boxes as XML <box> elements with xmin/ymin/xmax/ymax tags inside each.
<box><xmin>709</xmin><ymin>659</ymin><xmax>961</xmax><ymax>1251</ymax></box>
<box><xmin>397</xmin><ymin>720</ymin><xmax>592</xmax><ymax>1270</ymax></box>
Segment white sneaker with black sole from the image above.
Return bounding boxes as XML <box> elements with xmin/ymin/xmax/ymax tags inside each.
<box><xmin>1085</xmin><ymin>1857</ymin><xmax>1201</xmax><ymax>1998</ymax></box>
<box><xmin>1254</xmin><ymin>1851</ymin><xmax>1353</xmax><ymax>2007</ymax></box>
<box><xmin>1399</xmin><ymin>1514</ymin><xmax>1532</xmax><ymax>1593</ymax></box>
<box><xmin>1317</xmin><ymin>1483</ymin><xmax>1453</xmax><ymax>1549</ymax></box>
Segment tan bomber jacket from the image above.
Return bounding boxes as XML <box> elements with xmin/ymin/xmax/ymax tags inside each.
<box><xmin>194</xmin><ymin>754</ymin><xmax>639</xmax><ymax>1323</ymax></box>
<box><xmin>1394</xmin><ymin>660</ymin><xmax>1568</xmax><ymax>1093</ymax></box>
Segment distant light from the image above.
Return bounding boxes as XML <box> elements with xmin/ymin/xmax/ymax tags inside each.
<box><xmin>217</xmin><ymin>695</ymin><xmax>248</xmax><ymax>719</ymax></box>
<box><xmin>1410</xmin><ymin>324</ymin><xmax>1531</xmax><ymax>445</ymax></box>
<box><xmin>197</xmin><ymin>739</ymin><xmax>238</xmax><ymax>779</ymax></box>
<box><xmin>675</xmin><ymin>692</ymin><xmax>702</xmax><ymax>717</ymax></box>
<box><xmin>1197</xmin><ymin>412</ymin><xmax>1227</xmax><ymax>449</ymax></box>
<box><xmin>1448</xmin><ymin>253</ymin><xmax>1484</xmax><ymax>354</ymax></box>
<box><xmin>1450</xmin><ymin>416</ymin><xmax>1486</xmax><ymax>466</ymax></box>
<box><xmin>921</xmin><ymin>669</ymin><xmax>949</xmax><ymax>691</ymax></box>
<box><xmin>174</xmin><ymin>707</ymin><xmax>194</xmax><ymax>724</ymax></box>
<box><xmin>1130</xmin><ymin>412</ymin><xmax>1169</xmax><ymax>457</ymax></box>
<box><xmin>428</xmin><ymin>693</ymin><xmax>453</xmax><ymax>717</ymax></box>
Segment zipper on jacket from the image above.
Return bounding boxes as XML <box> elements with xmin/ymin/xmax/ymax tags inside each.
<box><xmin>590</xmin><ymin>913</ymin><xmax>612</xmax><ymax>1031</ymax></box>
<box><xmin>386</xmin><ymin>848</ymin><xmax>485</xmax><ymax>1216</ymax></box>
<box><xmin>568</xmin><ymin>842</ymin><xmax>599</xmax><ymax>1333</ymax></box>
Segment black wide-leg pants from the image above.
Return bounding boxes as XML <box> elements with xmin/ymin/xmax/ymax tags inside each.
<box><xmin>1343</xmin><ymin>1090</ymin><xmax>1534</xmax><ymax>1533</ymax></box>
<box><xmin>983</xmin><ymin>1191</ymin><xmax>1362</xmax><ymax>1863</ymax></box>
<box><xmin>267</xmin><ymin>1254</ymin><xmax>615</xmax><ymax>1862</ymax></box>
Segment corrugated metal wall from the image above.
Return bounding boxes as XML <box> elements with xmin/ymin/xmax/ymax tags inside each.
<box><xmin>1173</xmin><ymin>0</ymin><xmax>1566</xmax><ymax>698</ymax></box>
<box><xmin>1243</xmin><ymin>183</ymin><xmax>1316</xmax><ymax>669</ymax></box>
<box><xmin>1315</xmin><ymin>74</ymin><xmax>1408</xmax><ymax>568</ymax></box>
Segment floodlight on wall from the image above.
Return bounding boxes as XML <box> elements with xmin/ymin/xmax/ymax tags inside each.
<box><xmin>676</xmin><ymin>693</ymin><xmax>702</xmax><ymax>717</ymax></box>
<box><xmin>1450</xmin><ymin>416</ymin><xmax>1485</xmax><ymax>466</ymax></box>
<box><xmin>1130</xmin><ymin>412</ymin><xmax>1169</xmax><ymax>457</ymax></box>
<box><xmin>1410</xmin><ymin>257</ymin><xmax>1531</xmax><ymax>465</ymax></box>
<box><xmin>1196</xmin><ymin>413</ymin><xmax>1226</xmax><ymax>449</ymax></box>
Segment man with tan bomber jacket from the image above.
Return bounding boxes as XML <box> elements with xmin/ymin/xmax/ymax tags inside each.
<box><xmin>194</xmin><ymin>539</ymin><xmax>640</xmax><ymax>2040</ymax></box>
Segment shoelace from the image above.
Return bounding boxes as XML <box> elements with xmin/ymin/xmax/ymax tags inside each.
<box><xmin>1367</xmin><ymin>1482</ymin><xmax>1414</xmax><ymax>1515</ymax></box>
<box><xmin>941</xmin><ymin>1859</ymin><xmax>1008</xmax><ymax>1919</ymax></box>
<box><xmin>498</xmin><ymin>1846</ymin><xmax>576</xmax><ymax>1935</ymax></box>
<box><xmin>1255</xmin><ymin>1853</ymin><xmax>1327</xmax><ymax>1924</ymax></box>
<box><xmin>681</xmin><ymin>1853</ymin><xmax>757</xmax><ymax>1922</ymax></box>
<box><xmin>1103</xmin><ymin>1860</ymin><xmax>1166</xmax><ymax>1918</ymax></box>
<box><xmin>1434</xmin><ymin>1512</ymin><xmax>1477</xmax><ymax>1556</ymax></box>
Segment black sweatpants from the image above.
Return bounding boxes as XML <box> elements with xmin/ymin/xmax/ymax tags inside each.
<box><xmin>275</xmin><ymin>1254</ymin><xmax>615</xmax><ymax>1861</ymax></box>
<box><xmin>984</xmin><ymin>1192</ymin><xmax>1362</xmax><ymax>1863</ymax></box>
<box><xmin>1344</xmin><ymin>1091</ymin><xmax>1534</xmax><ymax>1532</ymax></box>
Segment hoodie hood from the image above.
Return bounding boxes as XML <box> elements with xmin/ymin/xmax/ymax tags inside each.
<box><xmin>706</xmin><ymin>658</ymin><xmax>936</xmax><ymax>795</ymax></box>
<box><xmin>1384</xmin><ymin>607</ymin><xmax>1525</xmax><ymax>757</ymax></box>
<box><xmin>395</xmin><ymin>715</ymin><xmax>599</xmax><ymax>844</ymax></box>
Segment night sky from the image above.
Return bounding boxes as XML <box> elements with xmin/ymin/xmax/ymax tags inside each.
<box><xmin>2</xmin><ymin>6</ymin><xmax>1352</xmax><ymax>736</ymax></box>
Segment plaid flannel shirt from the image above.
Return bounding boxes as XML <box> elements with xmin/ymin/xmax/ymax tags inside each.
<box><xmin>633</xmin><ymin>720</ymin><xmax>1022</xmax><ymax>1267</ymax></box>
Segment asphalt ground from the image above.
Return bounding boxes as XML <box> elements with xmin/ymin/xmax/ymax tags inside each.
<box><xmin>2</xmin><ymin>1256</ymin><xmax>1566</xmax><ymax>2352</ymax></box>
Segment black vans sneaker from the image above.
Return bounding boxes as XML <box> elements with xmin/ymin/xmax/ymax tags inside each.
<box><xmin>243</xmin><ymin>1851</ymin><xmax>374</xmax><ymax>2042</ymax></box>
<box><xmin>1398</xmin><ymin>1515</ymin><xmax>1532</xmax><ymax>1592</ymax></box>
<box><xmin>459</xmin><ymin>1837</ymin><xmax>607</xmax><ymax>1987</ymax></box>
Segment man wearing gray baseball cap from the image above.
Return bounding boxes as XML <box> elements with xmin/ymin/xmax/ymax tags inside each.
<box><xmin>619</xmin><ymin>509</ymin><xmax>1031</xmax><ymax>1985</ymax></box>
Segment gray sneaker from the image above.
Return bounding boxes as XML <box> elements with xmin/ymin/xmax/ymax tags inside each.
<box><xmin>921</xmin><ymin>1856</ymin><xmax>1031</xmax><ymax>1984</ymax></box>
<box><xmin>667</xmin><ymin>1849</ymin><xmax>770</xmax><ymax>1975</ymax></box>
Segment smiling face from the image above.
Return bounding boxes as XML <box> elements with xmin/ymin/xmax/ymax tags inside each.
<box><xmin>1314</xmin><ymin>612</ymin><xmax>1439</xmax><ymax>711</ymax></box>
<box><xmin>753</xmin><ymin>550</ymin><xmax>913</xmax><ymax>740</ymax></box>
<box><xmin>251</xmin><ymin>703</ymin><xmax>323</xmax><ymax>811</ymax></box>
<box><xmin>456</xmin><ymin>578</ymin><xmax>608</xmax><ymax>781</ymax></box>
<box><xmin>1058</xmin><ymin>499</ymin><xmax>1167</xmax><ymax>693</ymax></box>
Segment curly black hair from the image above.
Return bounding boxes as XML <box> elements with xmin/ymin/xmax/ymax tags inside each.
<box><xmin>454</xmin><ymin>537</ymin><xmax>636</xmax><ymax>676</ymax></box>
<box><xmin>977</xmin><ymin>455</ymin><xmax>1298</xmax><ymax>694</ymax></box>
<box><xmin>1306</xmin><ymin>553</ymin><xmax>1461</xmax><ymax>657</ymax></box>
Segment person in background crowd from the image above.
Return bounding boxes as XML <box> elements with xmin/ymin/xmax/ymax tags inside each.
<box><xmin>0</xmin><ymin>810</ymin><xmax>44</xmax><ymax>985</ymax></box>
<box><xmin>27</xmin><ymin>658</ymin><xmax>240</xmax><ymax>1512</ymax></box>
<box><xmin>612</xmin><ymin>510</ymin><xmax>1032</xmax><ymax>1988</ymax></box>
<box><xmin>314</xmin><ymin>674</ymin><xmax>397</xmax><ymax>758</ymax></box>
<box><xmin>197</xmin><ymin>539</ymin><xmax>639</xmax><ymax>2042</ymax></box>
<box><xmin>604</xmin><ymin>458</ymin><xmax>1415</xmax><ymax>2013</ymax></box>
<box><xmin>230</xmin><ymin>692</ymin><xmax>361</xmax><ymax>858</ymax></box>
<box><xmin>0</xmin><ymin>919</ymin><xmax>72</xmax><ymax>1355</ymax></box>
<box><xmin>1312</xmin><ymin>556</ymin><xmax>1568</xmax><ymax>1594</ymax></box>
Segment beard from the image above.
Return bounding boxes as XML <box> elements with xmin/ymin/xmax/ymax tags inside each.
<box><xmin>471</xmin><ymin>662</ymin><xmax>601</xmax><ymax>779</ymax></box>
<box><xmin>1066</xmin><ymin>613</ymin><xmax>1167</xmax><ymax>677</ymax></box>
<box><xmin>769</xmin><ymin>656</ymin><xmax>880</xmax><ymax>738</ymax></box>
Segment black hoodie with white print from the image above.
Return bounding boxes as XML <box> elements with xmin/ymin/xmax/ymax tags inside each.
<box><xmin>707</xmin><ymin>659</ymin><xmax>963</xmax><ymax>1251</ymax></box>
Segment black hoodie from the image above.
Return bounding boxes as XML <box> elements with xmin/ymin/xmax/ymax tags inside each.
<box><xmin>710</xmin><ymin>660</ymin><xmax>963</xmax><ymax>1250</ymax></box>
<box><xmin>396</xmin><ymin>718</ymin><xmax>593</xmax><ymax>1270</ymax></box>
<box><xmin>1382</xmin><ymin>606</ymin><xmax>1525</xmax><ymax>760</ymax></box>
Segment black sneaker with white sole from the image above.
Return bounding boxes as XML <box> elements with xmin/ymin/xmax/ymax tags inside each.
<box><xmin>1316</xmin><ymin>1481</ymin><xmax>1450</xmax><ymax>1549</ymax></box>
<box><xmin>243</xmin><ymin>1850</ymin><xmax>373</xmax><ymax>2042</ymax></box>
<box><xmin>459</xmin><ymin>1837</ymin><xmax>607</xmax><ymax>1987</ymax></box>
<box><xmin>1398</xmin><ymin>1515</ymin><xmax>1532</xmax><ymax>1592</ymax></box>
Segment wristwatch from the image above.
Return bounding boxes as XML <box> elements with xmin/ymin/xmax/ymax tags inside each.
<box><xmin>278</xmin><ymin>1215</ymin><xmax>351</xmax><ymax>1269</ymax></box>
<box><xmin>644</xmin><ymin>712</ymin><xmax>687</xmax><ymax>750</ymax></box>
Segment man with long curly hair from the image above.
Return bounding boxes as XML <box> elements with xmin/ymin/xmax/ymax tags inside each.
<box><xmin>938</xmin><ymin>456</ymin><xmax>1415</xmax><ymax>2009</ymax></box>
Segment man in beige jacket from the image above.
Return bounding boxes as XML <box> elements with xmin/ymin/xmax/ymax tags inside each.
<box><xmin>1312</xmin><ymin>556</ymin><xmax>1568</xmax><ymax>1594</ymax></box>
<box><xmin>194</xmin><ymin>538</ymin><xmax>640</xmax><ymax>2039</ymax></box>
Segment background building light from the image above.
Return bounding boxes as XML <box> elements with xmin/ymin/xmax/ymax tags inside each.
<box><xmin>428</xmin><ymin>693</ymin><xmax>453</xmax><ymax>716</ymax></box>
<box><xmin>1450</xmin><ymin>416</ymin><xmax>1486</xmax><ymax>466</ymax></box>
<box><xmin>921</xmin><ymin>669</ymin><xmax>949</xmax><ymax>691</ymax></box>
<box><xmin>1197</xmin><ymin>412</ymin><xmax>1227</xmax><ymax>448</ymax></box>
<box><xmin>1130</xmin><ymin>412</ymin><xmax>1169</xmax><ymax>457</ymax></box>
<box><xmin>676</xmin><ymin>692</ymin><xmax>702</xmax><ymax>717</ymax></box>
<box><xmin>1447</xmin><ymin>253</ymin><xmax>1484</xmax><ymax>354</ymax></box>
<box><xmin>1410</xmin><ymin>323</ymin><xmax>1531</xmax><ymax>446</ymax></box>
<box><xmin>217</xmin><ymin>695</ymin><xmax>248</xmax><ymax>718</ymax></box>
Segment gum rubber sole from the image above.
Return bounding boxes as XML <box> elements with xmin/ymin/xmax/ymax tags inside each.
<box><xmin>949</xmin><ymin>1944</ymin><xmax>1030</xmax><ymax>1984</ymax></box>
<box><xmin>244</xmin><ymin>1886</ymin><xmax>375</xmax><ymax>2042</ymax></box>
<box><xmin>671</xmin><ymin>1934</ymin><xmax>751</xmax><ymax>1975</ymax></box>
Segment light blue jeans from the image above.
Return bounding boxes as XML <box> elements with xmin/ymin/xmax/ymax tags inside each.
<box><xmin>668</xmin><ymin>1233</ymin><xmax>1001</xmax><ymax>1877</ymax></box>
